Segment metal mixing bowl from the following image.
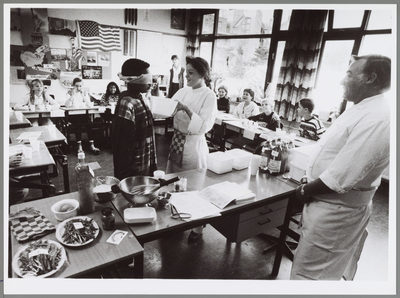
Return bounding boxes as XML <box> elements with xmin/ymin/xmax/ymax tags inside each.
<box><xmin>117</xmin><ymin>176</ymin><xmax>161</xmax><ymax>206</ymax></box>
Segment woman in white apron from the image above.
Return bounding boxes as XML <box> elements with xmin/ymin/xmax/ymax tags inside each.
<box><xmin>166</xmin><ymin>56</ymin><xmax>217</xmax><ymax>242</ymax></box>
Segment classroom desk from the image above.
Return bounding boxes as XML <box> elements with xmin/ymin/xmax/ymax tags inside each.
<box><xmin>9</xmin><ymin>126</ymin><xmax>70</xmax><ymax>193</ymax></box>
<box><xmin>9</xmin><ymin>141</ymin><xmax>56</xmax><ymax>197</ymax></box>
<box><xmin>9</xmin><ymin>192</ymin><xmax>144</xmax><ymax>278</ymax></box>
<box><xmin>9</xmin><ymin>111</ymin><xmax>32</xmax><ymax>129</ymax></box>
<box><xmin>111</xmin><ymin>167</ymin><xmax>296</xmax><ymax>278</ymax></box>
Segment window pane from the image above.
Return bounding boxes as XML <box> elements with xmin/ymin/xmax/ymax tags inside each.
<box><xmin>268</xmin><ymin>41</ymin><xmax>286</xmax><ymax>98</ymax></box>
<box><xmin>280</xmin><ymin>10</ymin><xmax>292</xmax><ymax>30</ymax></box>
<box><xmin>199</xmin><ymin>42</ymin><xmax>212</xmax><ymax>65</ymax></box>
<box><xmin>333</xmin><ymin>10</ymin><xmax>364</xmax><ymax>28</ymax></box>
<box><xmin>313</xmin><ymin>40</ymin><xmax>354</xmax><ymax>115</ymax></box>
<box><xmin>217</xmin><ymin>9</ymin><xmax>274</xmax><ymax>35</ymax></box>
<box><xmin>367</xmin><ymin>10</ymin><xmax>393</xmax><ymax>30</ymax></box>
<box><xmin>359</xmin><ymin>34</ymin><xmax>392</xmax><ymax>58</ymax></box>
<box><xmin>213</xmin><ymin>38</ymin><xmax>269</xmax><ymax>100</ymax></box>
<box><xmin>202</xmin><ymin>14</ymin><xmax>215</xmax><ymax>34</ymax></box>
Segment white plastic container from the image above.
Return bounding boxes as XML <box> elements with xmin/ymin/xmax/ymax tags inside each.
<box><xmin>225</xmin><ymin>149</ymin><xmax>253</xmax><ymax>170</ymax></box>
<box><xmin>207</xmin><ymin>151</ymin><xmax>234</xmax><ymax>174</ymax></box>
<box><xmin>289</xmin><ymin>162</ymin><xmax>305</xmax><ymax>183</ymax></box>
<box><xmin>124</xmin><ymin>207</ymin><xmax>157</xmax><ymax>224</ymax></box>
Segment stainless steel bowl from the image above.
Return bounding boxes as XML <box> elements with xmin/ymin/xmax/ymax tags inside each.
<box><xmin>93</xmin><ymin>176</ymin><xmax>120</xmax><ymax>202</ymax></box>
<box><xmin>118</xmin><ymin>176</ymin><xmax>161</xmax><ymax>206</ymax></box>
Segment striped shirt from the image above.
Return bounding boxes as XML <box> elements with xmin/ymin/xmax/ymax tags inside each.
<box><xmin>299</xmin><ymin>115</ymin><xmax>326</xmax><ymax>141</ymax></box>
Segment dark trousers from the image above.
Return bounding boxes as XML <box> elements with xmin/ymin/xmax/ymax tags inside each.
<box><xmin>169</xmin><ymin>83</ymin><xmax>180</xmax><ymax>98</ymax></box>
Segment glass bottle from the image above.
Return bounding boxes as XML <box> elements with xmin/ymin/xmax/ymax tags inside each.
<box><xmin>268</xmin><ymin>138</ymin><xmax>283</xmax><ymax>176</ymax></box>
<box><xmin>259</xmin><ymin>140</ymin><xmax>271</xmax><ymax>173</ymax></box>
<box><xmin>77</xmin><ymin>141</ymin><xmax>84</xmax><ymax>154</ymax></box>
<box><xmin>75</xmin><ymin>151</ymin><xmax>95</xmax><ymax>215</ymax></box>
<box><xmin>101</xmin><ymin>207</ymin><xmax>115</xmax><ymax>231</ymax></box>
<box><xmin>285</xmin><ymin>139</ymin><xmax>295</xmax><ymax>172</ymax></box>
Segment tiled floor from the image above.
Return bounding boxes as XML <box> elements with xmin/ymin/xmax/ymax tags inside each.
<box><xmin>21</xmin><ymin>132</ymin><xmax>390</xmax><ymax>281</ymax></box>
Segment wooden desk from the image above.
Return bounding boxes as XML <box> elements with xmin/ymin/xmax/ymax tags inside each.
<box><xmin>9</xmin><ymin>192</ymin><xmax>144</xmax><ymax>278</ymax></box>
<box><xmin>111</xmin><ymin>167</ymin><xmax>296</xmax><ymax>278</ymax></box>
<box><xmin>10</xmin><ymin>126</ymin><xmax>70</xmax><ymax>193</ymax></box>
<box><xmin>9</xmin><ymin>112</ymin><xmax>32</xmax><ymax>129</ymax></box>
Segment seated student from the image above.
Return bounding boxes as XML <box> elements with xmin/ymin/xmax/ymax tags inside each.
<box><xmin>65</xmin><ymin>77</ymin><xmax>100</xmax><ymax>154</ymax></box>
<box><xmin>14</xmin><ymin>79</ymin><xmax>60</xmax><ymax>126</ymax></box>
<box><xmin>297</xmin><ymin>97</ymin><xmax>326</xmax><ymax>141</ymax></box>
<box><xmin>217</xmin><ymin>85</ymin><xmax>230</xmax><ymax>113</ymax></box>
<box><xmin>98</xmin><ymin>81</ymin><xmax>120</xmax><ymax>106</ymax></box>
<box><xmin>231</xmin><ymin>98</ymin><xmax>282</xmax><ymax>152</ymax></box>
<box><xmin>233</xmin><ymin>88</ymin><xmax>260</xmax><ymax>119</ymax></box>
<box><xmin>249</xmin><ymin>98</ymin><xmax>281</xmax><ymax>131</ymax></box>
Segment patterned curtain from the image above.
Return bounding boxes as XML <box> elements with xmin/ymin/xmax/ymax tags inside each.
<box><xmin>186</xmin><ymin>9</ymin><xmax>202</xmax><ymax>56</ymax></box>
<box><xmin>274</xmin><ymin>10</ymin><xmax>328</xmax><ymax>121</ymax></box>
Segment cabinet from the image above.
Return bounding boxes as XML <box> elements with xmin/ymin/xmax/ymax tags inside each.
<box><xmin>210</xmin><ymin>198</ymin><xmax>288</xmax><ymax>243</ymax></box>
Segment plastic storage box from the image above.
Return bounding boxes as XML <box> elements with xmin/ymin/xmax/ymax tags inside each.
<box><xmin>207</xmin><ymin>151</ymin><xmax>234</xmax><ymax>174</ymax></box>
<box><xmin>225</xmin><ymin>149</ymin><xmax>253</xmax><ymax>170</ymax></box>
<box><xmin>124</xmin><ymin>207</ymin><xmax>157</xmax><ymax>224</ymax></box>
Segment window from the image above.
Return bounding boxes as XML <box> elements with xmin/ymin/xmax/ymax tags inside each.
<box><xmin>313</xmin><ymin>40</ymin><xmax>354</xmax><ymax>114</ymax></box>
<box><xmin>213</xmin><ymin>38</ymin><xmax>270</xmax><ymax>100</ymax></box>
<box><xmin>332</xmin><ymin>10</ymin><xmax>364</xmax><ymax>28</ymax></box>
<box><xmin>202</xmin><ymin>13</ymin><xmax>215</xmax><ymax>34</ymax></box>
<box><xmin>199</xmin><ymin>42</ymin><xmax>212</xmax><ymax>66</ymax></box>
<box><xmin>217</xmin><ymin>9</ymin><xmax>274</xmax><ymax>35</ymax></box>
<box><xmin>367</xmin><ymin>10</ymin><xmax>393</xmax><ymax>30</ymax></box>
<box><xmin>359</xmin><ymin>34</ymin><xmax>392</xmax><ymax>58</ymax></box>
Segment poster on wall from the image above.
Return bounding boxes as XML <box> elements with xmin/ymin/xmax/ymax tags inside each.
<box><xmin>171</xmin><ymin>9</ymin><xmax>186</xmax><ymax>30</ymax></box>
<box><xmin>50</xmin><ymin>48</ymin><xmax>68</xmax><ymax>60</ymax></box>
<box><xmin>86</xmin><ymin>51</ymin><xmax>97</xmax><ymax>66</ymax></box>
<box><xmin>48</xmin><ymin>17</ymin><xmax>76</xmax><ymax>36</ymax></box>
<box><xmin>98</xmin><ymin>53</ymin><xmax>110</xmax><ymax>67</ymax></box>
<box><xmin>82</xmin><ymin>66</ymin><xmax>102</xmax><ymax>79</ymax></box>
<box><xmin>10</xmin><ymin>66</ymin><xmax>26</xmax><ymax>84</ymax></box>
<box><xmin>60</xmin><ymin>71</ymin><xmax>82</xmax><ymax>88</ymax></box>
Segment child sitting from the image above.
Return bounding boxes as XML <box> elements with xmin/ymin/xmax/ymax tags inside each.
<box><xmin>217</xmin><ymin>85</ymin><xmax>230</xmax><ymax>113</ymax></box>
<box><xmin>297</xmin><ymin>98</ymin><xmax>326</xmax><ymax>141</ymax></box>
<box><xmin>233</xmin><ymin>88</ymin><xmax>260</xmax><ymax>119</ymax></box>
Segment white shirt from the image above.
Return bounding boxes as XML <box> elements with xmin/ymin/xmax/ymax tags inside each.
<box><xmin>307</xmin><ymin>93</ymin><xmax>390</xmax><ymax>194</ymax></box>
<box><xmin>234</xmin><ymin>101</ymin><xmax>260</xmax><ymax>119</ymax></box>
<box><xmin>65</xmin><ymin>91</ymin><xmax>91</xmax><ymax>108</ymax></box>
<box><xmin>171</xmin><ymin>86</ymin><xmax>217</xmax><ymax>135</ymax></box>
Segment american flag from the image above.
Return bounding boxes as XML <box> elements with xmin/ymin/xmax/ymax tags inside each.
<box><xmin>77</xmin><ymin>20</ymin><xmax>121</xmax><ymax>52</ymax></box>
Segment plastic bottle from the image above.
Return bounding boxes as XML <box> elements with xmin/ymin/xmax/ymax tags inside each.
<box><xmin>75</xmin><ymin>151</ymin><xmax>95</xmax><ymax>215</ymax></box>
<box><xmin>285</xmin><ymin>139</ymin><xmax>295</xmax><ymax>172</ymax></box>
<box><xmin>259</xmin><ymin>140</ymin><xmax>271</xmax><ymax>173</ymax></box>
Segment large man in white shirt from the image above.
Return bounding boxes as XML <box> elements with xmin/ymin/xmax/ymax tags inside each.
<box><xmin>291</xmin><ymin>54</ymin><xmax>391</xmax><ymax>280</ymax></box>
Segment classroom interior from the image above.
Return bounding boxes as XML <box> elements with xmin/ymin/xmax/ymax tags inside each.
<box><xmin>5</xmin><ymin>4</ymin><xmax>396</xmax><ymax>295</ymax></box>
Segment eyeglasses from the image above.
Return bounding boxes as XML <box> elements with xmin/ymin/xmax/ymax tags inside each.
<box><xmin>170</xmin><ymin>204</ymin><xmax>191</xmax><ymax>220</ymax></box>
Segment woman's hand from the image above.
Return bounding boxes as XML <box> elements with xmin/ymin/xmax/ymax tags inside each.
<box><xmin>176</xmin><ymin>101</ymin><xmax>193</xmax><ymax>119</ymax></box>
<box><xmin>9</xmin><ymin>153</ymin><xmax>23</xmax><ymax>167</ymax></box>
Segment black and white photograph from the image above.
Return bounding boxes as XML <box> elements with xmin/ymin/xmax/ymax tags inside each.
<box><xmin>4</xmin><ymin>3</ymin><xmax>397</xmax><ymax>297</ymax></box>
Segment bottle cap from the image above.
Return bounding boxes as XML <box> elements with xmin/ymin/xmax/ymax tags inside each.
<box><xmin>101</xmin><ymin>207</ymin><xmax>113</xmax><ymax>216</ymax></box>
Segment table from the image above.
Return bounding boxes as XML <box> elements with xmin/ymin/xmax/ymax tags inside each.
<box><xmin>9</xmin><ymin>126</ymin><xmax>70</xmax><ymax>193</ymax></box>
<box><xmin>9</xmin><ymin>192</ymin><xmax>144</xmax><ymax>278</ymax></box>
<box><xmin>111</xmin><ymin>167</ymin><xmax>296</xmax><ymax>278</ymax></box>
<box><xmin>10</xmin><ymin>141</ymin><xmax>56</xmax><ymax>197</ymax></box>
<box><xmin>9</xmin><ymin>111</ymin><xmax>32</xmax><ymax>129</ymax></box>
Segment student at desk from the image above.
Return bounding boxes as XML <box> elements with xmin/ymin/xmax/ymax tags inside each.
<box><xmin>233</xmin><ymin>88</ymin><xmax>260</xmax><ymax>119</ymax></box>
<box><xmin>14</xmin><ymin>79</ymin><xmax>59</xmax><ymax>126</ymax></box>
<box><xmin>65</xmin><ymin>77</ymin><xmax>100</xmax><ymax>154</ymax></box>
<box><xmin>297</xmin><ymin>98</ymin><xmax>326</xmax><ymax>141</ymax></box>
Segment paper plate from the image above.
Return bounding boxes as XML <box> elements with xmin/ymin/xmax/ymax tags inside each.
<box><xmin>12</xmin><ymin>239</ymin><xmax>66</xmax><ymax>278</ymax></box>
<box><xmin>55</xmin><ymin>216</ymin><xmax>99</xmax><ymax>247</ymax></box>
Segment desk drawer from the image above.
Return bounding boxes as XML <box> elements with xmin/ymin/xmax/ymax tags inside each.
<box><xmin>236</xmin><ymin>206</ymin><xmax>287</xmax><ymax>242</ymax></box>
<box><xmin>239</xmin><ymin>198</ymin><xmax>288</xmax><ymax>222</ymax></box>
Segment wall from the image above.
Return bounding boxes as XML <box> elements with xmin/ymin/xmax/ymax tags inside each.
<box><xmin>9</xmin><ymin>8</ymin><xmax>188</xmax><ymax>106</ymax></box>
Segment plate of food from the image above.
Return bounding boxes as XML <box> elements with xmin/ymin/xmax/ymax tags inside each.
<box><xmin>12</xmin><ymin>239</ymin><xmax>66</xmax><ymax>278</ymax></box>
<box><xmin>55</xmin><ymin>216</ymin><xmax>99</xmax><ymax>247</ymax></box>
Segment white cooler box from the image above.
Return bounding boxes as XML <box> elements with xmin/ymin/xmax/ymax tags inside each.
<box><xmin>207</xmin><ymin>151</ymin><xmax>234</xmax><ymax>174</ymax></box>
<box><xmin>289</xmin><ymin>145</ymin><xmax>317</xmax><ymax>182</ymax></box>
<box><xmin>225</xmin><ymin>149</ymin><xmax>253</xmax><ymax>170</ymax></box>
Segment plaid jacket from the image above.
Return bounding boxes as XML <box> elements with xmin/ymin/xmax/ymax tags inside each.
<box><xmin>111</xmin><ymin>91</ymin><xmax>157</xmax><ymax>179</ymax></box>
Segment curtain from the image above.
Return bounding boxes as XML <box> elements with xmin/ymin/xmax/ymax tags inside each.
<box><xmin>274</xmin><ymin>10</ymin><xmax>328</xmax><ymax>121</ymax></box>
<box><xmin>186</xmin><ymin>9</ymin><xmax>202</xmax><ymax>56</ymax></box>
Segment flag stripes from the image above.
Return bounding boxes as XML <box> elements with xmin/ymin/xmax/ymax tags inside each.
<box><xmin>77</xmin><ymin>20</ymin><xmax>121</xmax><ymax>52</ymax></box>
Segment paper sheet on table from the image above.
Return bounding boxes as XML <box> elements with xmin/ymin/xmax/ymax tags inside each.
<box><xmin>50</xmin><ymin>109</ymin><xmax>65</xmax><ymax>117</ymax></box>
<box><xmin>169</xmin><ymin>191</ymin><xmax>221</xmax><ymax>220</ymax></box>
<box><xmin>243</xmin><ymin>129</ymin><xmax>256</xmax><ymax>140</ymax></box>
<box><xmin>9</xmin><ymin>145</ymin><xmax>26</xmax><ymax>156</ymax></box>
<box><xmin>151</xmin><ymin>96</ymin><xmax>178</xmax><ymax>118</ymax></box>
<box><xmin>16</xmin><ymin>131</ymin><xmax>42</xmax><ymax>141</ymax></box>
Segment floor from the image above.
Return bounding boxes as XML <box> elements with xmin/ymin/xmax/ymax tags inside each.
<box><xmin>21</xmin><ymin>130</ymin><xmax>390</xmax><ymax>282</ymax></box>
